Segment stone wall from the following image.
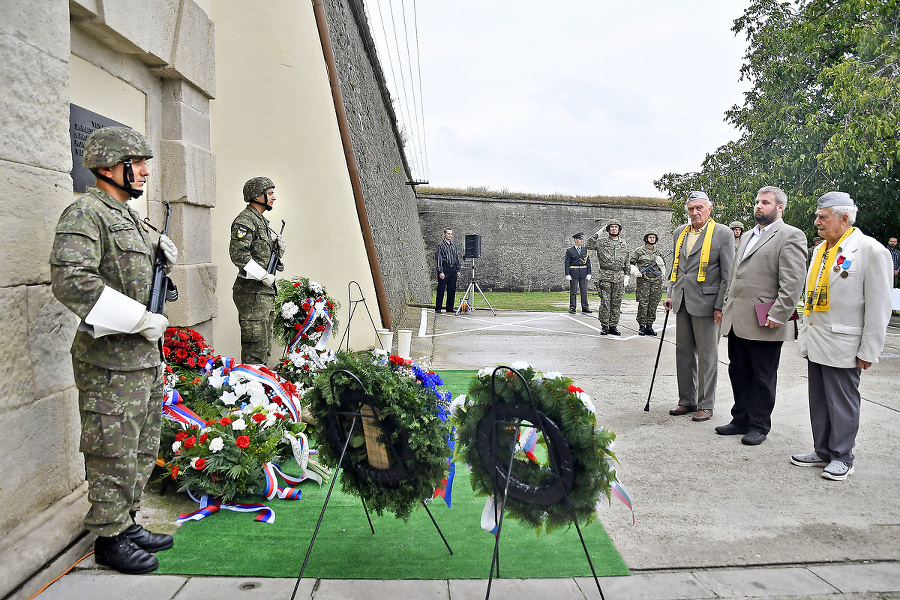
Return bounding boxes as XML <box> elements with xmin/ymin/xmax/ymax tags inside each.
<box><xmin>321</xmin><ymin>0</ymin><xmax>431</xmax><ymax>330</ymax></box>
<box><xmin>0</xmin><ymin>2</ymin><xmax>215</xmax><ymax>597</ymax></box>
<box><xmin>418</xmin><ymin>193</ymin><xmax>675</xmax><ymax>293</ymax></box>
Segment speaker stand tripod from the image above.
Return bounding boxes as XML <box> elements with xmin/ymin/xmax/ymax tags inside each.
<box><xmin>457</xmin><ymin>258</ymin><xmax>496</xmax><ymax>315</ymax></box>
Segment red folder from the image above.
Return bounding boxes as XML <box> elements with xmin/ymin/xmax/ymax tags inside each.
<box><xmin>755</xmin><ymin>301</ymin><xmax>799</xmax><ymax>327</ymax></box>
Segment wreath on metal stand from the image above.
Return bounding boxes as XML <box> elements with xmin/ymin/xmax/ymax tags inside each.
<box><xmin>452</xmin><ymin>363</ymin><xmax>618</xmax><ymax>599</ymax></box>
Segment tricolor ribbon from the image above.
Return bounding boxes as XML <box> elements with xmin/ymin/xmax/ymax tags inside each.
<box><xmin>288</xmin><ymin>298</ymin><xmax>333</xmax><ymax>352</ymax></box>
<box><xmin>281</xmin><ymin>431</ymin><xmax>323</xmax><ymax>485</ymax></box>
<box><xmin>177</xmin><ymin>490</ymin><xmax>276</xmax><ymax>524</ymax></box>
<box><xmin>431</xmin><ymin>430</ymin><xmax>455</xmax><ymax>508</ymax></box>
<box><xmin>262</xmin><ymin>462</ymin><xmax>306</xmax><ymax>500</ymax></box>
<box><xmin>480</xmin><ymin>496</ymin><xmax>502</xmax><ymax>536</ymax></box>
<box><xmin>229</xmin><ymin>364</ymin><xmax>303</xmax><ymax>422</ymax></box>
<box><xmin>603</xmin><ymin>480</ymin><xmax>635</xmax><ymax>526</ymax></box>
<box><xmin>162</xmin><ymin>389</ymin><xmax>206</xmax><ymax>429</ymax></box>
<box><xmin>516</xmin><ymin>426</ymin><xmax>539</xmax><ymax>463</ymax></box>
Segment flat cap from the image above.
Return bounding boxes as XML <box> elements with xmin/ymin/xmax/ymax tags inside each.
<box><xmin>817</xmin><ymin>191</ymin><xmax>854</xmax><ymax>208</ymax></box>
<box><xmin>688</xmin><ymin>191</ymin><xmax>709</xmax><ymax>201</ymax></box>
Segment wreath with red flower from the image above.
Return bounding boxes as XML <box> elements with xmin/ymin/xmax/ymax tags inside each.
<box><xmin>163</xmin><ymin>327</ymin><xmax>221</xmax><ymax>371</ymax></box>
<box><xmin>273</xmin><ymin>277</ymin><xmax>340</xmax><ymax>353</ymax></box>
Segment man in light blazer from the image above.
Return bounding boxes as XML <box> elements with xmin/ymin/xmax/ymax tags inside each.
<box><xmin>792</xmin><ymin>192</ymin><xmax>892</xmax><ymax>481</ymax></box>
<box><xmin>663</xmin><ymin>191</ymin><xmax>735</xmax><ymax>422</ymax></box>
<box><xmin>717</xmin><ymin>187</ymin><xmax>807</xmax><ymax>445</ymax></box>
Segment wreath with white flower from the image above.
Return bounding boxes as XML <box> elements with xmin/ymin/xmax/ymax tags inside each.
<box><xmin>451</xmin><ymin>362</ymin><xmax>618</xmax><ymax>534</ymax></box>
<box><xmin>305</xmin><ymin>350</ymin><xmax>452</xmax><ymax>520</ymax></box>
<box><xmin>274</xmin><ymin>277</ymin><xmax>340</xmax><ymax>353</ymax></box>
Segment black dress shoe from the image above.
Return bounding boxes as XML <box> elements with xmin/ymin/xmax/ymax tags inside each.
<box><xmin>608</xmin><ymin>326</ymin><xmax>621</xmax><ymax>336</ymax></box>
<box><xmin>582</xmin><ymin>309</ymin><xmax>592</xmax><ymax>313</ymax></box>
<box><xmin>94</xmin><ymin>533</ymin><xmax>159</xmax><ymax>574</ymax></box>
<box><xmin>646</xmin><ymin>326</ymin><xmax>657</xmax><ymax>336</ymax></box>
<box><xmin>569</xmin><ymin>309</ymin><xmax>576</xmax><ymax>313</ymax></box>
<box><xmin>715</xmin><ymin>423</ymin><xmax>748</xmax><ymax>435</ymax></box>
<box><xmin>741</xmin><ymin>430</ymin><xmax>767</xmax><ymax>445</ymax></box>
<box><xmin>124</xmin><ymin>523</ymin><xmax>174</xmax><ymax>553</ymax></box>
<box><xmin>600</xmin><ymin>325</ymin><xmax>608</xmax><ymax>335</ymax></box>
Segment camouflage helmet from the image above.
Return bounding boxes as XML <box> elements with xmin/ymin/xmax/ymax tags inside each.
<box><xmin>643</xmin><ymin>232</ymin><xmax>658</xmax><ymax>244</ymax></box>
<box><xmin>243</xmin><ymin>177</ymin><xmax>275</xmax><ymax>202</ymax></box>
<box><xmin>605</xmin><ymin>220</ymin><xmax>623</xmax><ymax>233</ymax></box>
<box><xmin>82</xmin><ymin>126</ymin><xmax>153</xmax><ymax>169</ymax></box>
<box><xmin>729</xmin><ymin>220</ymin><xmax>744</xmax><ymax>231</ymax></box>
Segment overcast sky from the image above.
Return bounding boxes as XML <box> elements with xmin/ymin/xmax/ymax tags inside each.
<box><xmin>367</xmin><ymin>1</ymin><xmax>752</xmax><ymax>198</ymax></box>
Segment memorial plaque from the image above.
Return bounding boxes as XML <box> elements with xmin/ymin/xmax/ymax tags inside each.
<box><xmin>69</xmin><ymin>104</ymin><xmax>127</xmax><ymax>192</ymax></box>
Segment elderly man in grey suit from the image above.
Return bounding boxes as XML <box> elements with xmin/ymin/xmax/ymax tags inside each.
<box><xmin>791</xmin><ymin>192</ymin><xmax>893</xmax><ymax>481</ymax></box>
<box><xmin>717</xmin><ymin>187</ymin><xmax>807</xmax><ymax>445</ymax></box>
<box><xmin>663</xmin><ymin>191</ymin><xmax>735</xmax><ymax>422</ymax></box>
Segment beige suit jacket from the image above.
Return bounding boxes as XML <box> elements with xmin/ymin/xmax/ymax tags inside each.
<box><xmin>721</xmin><ymin>219</ymin><xmax>808</xmax><ymax>341</ymax></box>
<box><xmin>666</xmin><ymin>221</ymin><xmax>734</xmax><ymax>317</ymax></box>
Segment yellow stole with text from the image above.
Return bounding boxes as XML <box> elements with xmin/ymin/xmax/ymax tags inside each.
<box><xmin>670</xmin><ymin>219</ymin><xmax>716</xmax><ymax>283</ymax></box>
<box><xmin>804</xmin><ymin>227</ymin><xmax>854</xmax><ymax>315</ymax></box>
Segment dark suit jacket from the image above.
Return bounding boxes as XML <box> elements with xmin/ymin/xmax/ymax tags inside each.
<box><xmin>667</xmin><ymin>221</ymin><xmax>734</xmax><ymax>317</ymax></box>
<box><xmin>721</xmin><ymin>219</ymin><xmax>807</xmax><ymax>341</ymax></box>
<box><xmin>564</xmin><ymin>246</ymin><xmax>591</xmax><ymax>278</ymax></box>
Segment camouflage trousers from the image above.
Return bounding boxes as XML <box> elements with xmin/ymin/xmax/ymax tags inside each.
<box><xmin>635</xmin><ymin>276</ymin><xmax>663</xmax><ymax>326</ymax></box>
<box><xmin>73</xmin><ymin>359</ymin><xmax>164</xmax><ymax>537</ymax></box>
<box><xmin>596</xmin><ymin>278</ymin><xmax>624</xmax><ymax>326</ymax></box>
<box><xmin>233</xmin><ymin>280</ymin><xmax>276</xmax><ymax>365</ymax></box>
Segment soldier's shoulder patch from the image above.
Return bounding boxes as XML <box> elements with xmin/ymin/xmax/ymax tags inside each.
<box><xmin>236</xmin><ymin>226</ymin><xmax>248</xmax><ymax>239</ymax></box>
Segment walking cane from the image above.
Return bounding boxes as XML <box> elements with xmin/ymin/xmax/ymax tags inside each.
<box><xmin>644</xmin><ymin>308</ymin><xmax>670</xmax><ymax>411</ymax></box>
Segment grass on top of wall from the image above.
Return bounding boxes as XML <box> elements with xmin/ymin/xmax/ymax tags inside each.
<box><xmin>428</xmin><ymin>291</ymin><xmax>637</xmax><ymax>312</ymax></box>
<box><xmin>417</xmin><ymin>186</ymin><xmax>668</xmax><ymax>208</ymax></box>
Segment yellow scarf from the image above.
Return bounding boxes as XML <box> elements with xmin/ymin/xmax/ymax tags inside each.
<box><xmin>670</xmin><ymin>219</ymin><xmax>716</xmax><ymax>283</ymax></box>
<box><xmin>804</xmin><ymin>227</ymin><xmax>854</xmax><ymax>315</ymax></box>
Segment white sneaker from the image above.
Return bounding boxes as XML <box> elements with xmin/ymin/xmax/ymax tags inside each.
<box><xmin>822</xmin><ymin>460</ymin><xmax>854</xmax><ymax>481</ymax></box>
<box><xmin>790</xmin><ymin>452</ymin><xmax>828</xmax><ymax>467</ymax></box>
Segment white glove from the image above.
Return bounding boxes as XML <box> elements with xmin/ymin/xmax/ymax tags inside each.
<box><xmin>624</xmin><ymin>275</ymin><xmax>631</xmax><ymax>287</ymax></box>
<box><xmin>630</xmin><ymin>264</ymin><xmax>641</xmax><ymax>278</ymax></box>
<box><xmin>132</xmin><ymin>311</ymin><xmax>168</xmax><ymax>342</ymax></box>
<box><xmin>158</xmin><ymin>234</ymin><xmax>178</xmax><ymax>266</ymax></box>
<box><xmin>276</xmin><ymin>233</ymin><xmax>286</xmax><ymax>253</ymax></box>
<box><xmin>655</xmin><ymin>256</ymin><xmax>665</xmax><ymax>268</ymax></box>
<box><xmin>586</xmin><ymin>274</ymin><xmax>592</xmax><ymax>280</ymax></box>
<box><xmin>262</xmin><ymin>273</ymin><xmax>276</xmax><ymax>286</ymax></box>
<box><xmin>565</xmin><ymin>275</ymin><xmax>572</xmax><ymax>281</ymax></box>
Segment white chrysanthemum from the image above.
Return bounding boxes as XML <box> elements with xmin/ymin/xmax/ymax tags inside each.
<box><xmin>231</xmin><ymin>418</ymin><xmax>247</xmax><ymax>431</ymax></box>
<box><xmin>209</xmin><ymin>437</ymin><xmax>224</xmax><ymax>453</ymax></box>
<box><xmin>281</xmin><ymin>301</ymin><xmax>299</xmax><ymax>319</ymax></box>
<box><xmin>220</xmin><ymin>391</ymin><xmax>238</xmax><ymax>406</ymax></box>
<box><xmin>171</xmin><ymin>441</ymin><xmax>181</xmax><ymax>452</ymax></box>
<box><xmin>372</xmin><ymin>348</ymin><xmax>388</xmax><ymax>358</ymax></box>
<box><xmin>543</xmin><ymin>371</ymin><xmax>562</xmax><ymax>380</ymax></box>
<box><xmin>510</xmin><ymin>361</ymin><xmax>531</xmax><ymax>371</ymax></box>
<box><xmin>477</xmin><ymin>367</ymin><xmax>493</xmax><ymax>378</ymax></box>
<box><xmin>449</xmin><ymin>394</ymin><xmax>466</xmax><ymax>416</ymax></box>
<box><xmin>310</xmin><ymin>281</ymin><xmax>323</xmax><ymax>294</ymax></box>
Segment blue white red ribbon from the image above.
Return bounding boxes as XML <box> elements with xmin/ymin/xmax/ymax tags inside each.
<box><xmin>516</xmin><ymin>426</ymin><xmax>539</xmax><ymax>463</ymax></box>
<box><xmin>162</xmin><ymin>389</ymin><xmax>206</xmax><ymax>429</ymax></box>
<box><xmin>288</xmin><ymin>298</ymin><xmax>333</xmax><ymax>352</ymax></box>
<box><xmin>262</xmin><ymin>461</ymin><xmax>307</xmax><ymax>500</ymax></box>
<box><xmin>607</xmin><ymin>480</ymin><xmax>635</xmax><ymax>525</ymax></box>
<box><xmin>480</xmin><ymin>496</ymin><xmax>502</xmax><ymax>535</ymax></box>
<box><xmin>229</xmin><ymin>364</ymin><xmax>303</xmax><ymax>422</ymax></box>
<box><xmin>431</xmin><ymin>430</ymin><xmax>455</xmax><ymax>508</ymax></box>
<box><xmin>178</xmin><ymin>491</ymin><xmax>276</xmax><ymax>524</ymax></box>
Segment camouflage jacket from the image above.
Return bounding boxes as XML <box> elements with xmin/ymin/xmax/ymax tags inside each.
<box><xmin>631</xmin><ymin>246</ymin><xmax>664</xmax><ymax>279</ymax></box>
<box><xmin>49</xmin><ymin>186</ymin><xmax>161</xmax><ymax>370</ymax></box>
<box><xmin>229</xmin><ymin>206</ymin><xmax>280</xmax><ymax>295</ymax></box>
<box><xmin>587</xmin><ymin>235</ymin><xmax>629</xmax><ymax>281</ymax></box>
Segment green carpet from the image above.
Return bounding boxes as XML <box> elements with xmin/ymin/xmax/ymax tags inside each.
<box><xmin>156</xmin><ymin>370</ymin><xmax>630</xmax><ymax>579</ymax></box>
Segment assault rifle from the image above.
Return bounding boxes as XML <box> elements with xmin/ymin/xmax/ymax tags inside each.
<box><xmin>267</xmin><ymin>220</ymin><xmax>286</xmax><ymax>274</ymax></box>
<box><xmin>147</xmin><ymin>201</ymin><xmax>179</xmax><ymax>314</ymax></box>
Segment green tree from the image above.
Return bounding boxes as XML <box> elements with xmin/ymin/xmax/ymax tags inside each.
<box><xmin>655</xmin><ymin>0</ymin><xmax>900</xmax><ymax>242</ymax></box>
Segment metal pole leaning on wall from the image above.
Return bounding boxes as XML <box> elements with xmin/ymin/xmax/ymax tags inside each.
<box><xmin>312</xmin><ymin>0</ymin><xmax>391</xmax><ymax>330</ymax></box>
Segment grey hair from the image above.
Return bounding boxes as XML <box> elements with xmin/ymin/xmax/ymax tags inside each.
<box><xmin>757</xmin><ymin>186</ymin><xmax>788</xmax><ymax>208</ymax></box>
<box><xmin>830</xmin><ymin>205</ymin><xmax>858</xmax><ymax>225</ymax></box>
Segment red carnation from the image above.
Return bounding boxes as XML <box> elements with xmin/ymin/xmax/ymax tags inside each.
<box><xmin>252</xmin><ymin>413</ymin><xmax>266</xmax><ymax>423</ymax></box>
<box><xmin>235</xmin><ymin>435</ymin><xmax>250</xmax><ymax>449</ymax></box>
<box><xmin>193</xmin><ymin>457</ymin><xmax>207</xmax><ymax>470</ymax></box>
<box><xmin>302</xmin><ymin>302</ymin><xmax>311</xmax><ymax>311</ymax></box>
<box><xmin>389</xmin><ymin>354</ymin><xmax>405</xmax><ymax>366</ymax></box>
<box><xmin>301</xmin><ymin>333</ymin><xmax>309</xmax><ymax>339</ymax></box>
<box><xmin>170</xmin><ymin>465</ymin><xmax>179</xmax><ymax>479</ymax></box>
<box><xmin>183</xmin><ymin>436</ymin><xmax>197</xmax><ymax>449</ymax></box>
<box><xmin>275</xmin><ymin>412</ymin><xmax>285</xmax><ymax>420</ymax></box>
<box><xmin>568</xmin><ymin>385</ymin><xmax>584</xmax><ymax>394</ymax></box>
<box><xmin>162</xmin><ymin>346</ymin><xmax>171</xmax><ymax>357</ymax></box>
<box><xmin>294</xmin><ymin>323</ymin><xmax>302</xmax><ymax>330</ymax></box>
<box><xmin>175</xmin><ymin>431</ymin><xmax>188</xmax><ymax>441</ymax></box>
<box><xmin>219</xmin><ymin>417</ymin><xmax>232</xmax><ymax>426</ymax></box>
<box><xmin>186</xmin><ymin>357</ymin><xmax>196</xmax><ymax>368</ymax></box>
<box><xmin>326</xmin><ymin>301</ymin><xmax>333</xmax><ymax>310</ymax></box>
<box><xmin>205</xmin><ymin>419</ymin><xmax>216</xmax><ymax>427</ymax></box>
<box><xmin>199</xmin><ymin>432</ymin><xmax>208</xmax><ymax>444</ymax></box>
<box><xmin>293</xmin><ymin>282</ymin><xmax>301</xmax><ymax>288</ymax></box>
<box><xmin>165</xmin><ymin>365</ymin><xmax>174</xmax><ymax>373</ymax></box>
<box><xmin>315</xmin><ymin>325</ymin><xmax>325</xmax><ymax>332</ymax></box>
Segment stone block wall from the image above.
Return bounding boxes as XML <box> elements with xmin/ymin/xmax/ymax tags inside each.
<box><xmin>418</xmin><ymin>193</ymin><xmax>675</xmax><ymax>293</ymax></box>
<box><xmin>321</xmin><ymin>0</ymin><xmax>431</xmax><ymax>331</ymax></box>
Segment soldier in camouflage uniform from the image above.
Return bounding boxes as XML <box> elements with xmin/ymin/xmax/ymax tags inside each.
<box><xmin>630</xmin><ymin>232</ymin><xmax>666</xmax><ymax>336</ymax></box>
<box><xmin>230</xmin><ymin>177</ymin><xmax>285</xmax><ymax>365</ymax></box>
<box><xmin>730</xmin><ymin>220</ymin><xmax>745</xmax><ymax>252</ymax></box>
<box><xmin>586</xmin><ymin>220</ymin><xmax>630</xmax><ymax>335</ymax></box>
<box><xmin>49</xmin><ymin>127</ymin><xmax>177</xmax><ymax>574</ymax></box>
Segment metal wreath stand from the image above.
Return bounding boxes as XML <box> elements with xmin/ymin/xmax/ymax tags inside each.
<box><xmin>477</xmin><ymin>366</ymin><xmax>606</xmax><ymax>600</ymax></box>
<box><xmin>289</xmin><ymin>368</ymin><xmax>453</xmax><ymax>600</ymax></box>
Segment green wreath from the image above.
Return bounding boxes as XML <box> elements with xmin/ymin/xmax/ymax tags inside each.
<box><xmin>305</xmin><ymin>351</ymin><xmax>452</xmax><ymax>520</ymax></box>
<box><xmin>453</xmin><ymin>364</ymin><xmax>617</xmax><ymax>534</ymax></box>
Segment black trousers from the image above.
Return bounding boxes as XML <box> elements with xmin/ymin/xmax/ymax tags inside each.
<box><xmin>569</xmin><ymin>276</ymin><xmax>589</xmax><ymax>310</ymax></box>
<box><xmin>436</xmin><ymin>270</ymin><xmax>458</xmax><ymax>312</ymax></box>
<box><xmin>727</xmin><ymin>331</ymin><xmax>783</xmax><ymax>434</ymax></box>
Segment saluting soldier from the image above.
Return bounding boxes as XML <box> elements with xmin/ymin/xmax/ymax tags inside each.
<box><xmin>230</xmin><ymin>176</ymin><xmax>285</xmax><ymax>365</ymax></box>
<box><xmin>630</xmin><ymin>232</ymin><xmax>666</xmax><ymax>336</ymax></box>
<box><xmin>587</xmin><ymin>220</ymin><xmax>630</xmax><ymax>335</ymax></box>
<box><xmin>50</xmin><ymin>126</ymin><xmax>177</xmax><ymax>574</ymax></box>
<box><xmin>564</xmin><ymin>232</ymin><xmax>593</xmax><ymax>313</ymax></box>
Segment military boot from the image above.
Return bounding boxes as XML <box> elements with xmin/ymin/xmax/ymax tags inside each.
<box><xmin>646</xmin><ymin>326</ymin><xmax>658</xmax><ymax>336</ymax></box>
<box><xmin>638</xmin><ymin>325</ymin><xmax>647</xmax><ymax>336</ymax></box>
<box><xmin>608</xmin><ymin>326</ymin><xmax>621</xmax><ymax>336</ymax></box>
<box><xmin>94</xmin><ymin>532</ymin><xmax>159</xmax><ymax>574</ymax></box>
<box><xmin>124</xmin><ymin>523</ymin><xmax>174</xmax><ymax>553</ymax></box>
